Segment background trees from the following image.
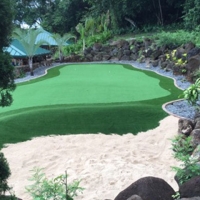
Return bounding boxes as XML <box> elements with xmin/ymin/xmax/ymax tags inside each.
<box><xmin>0</xmin><ymin>0</ymin><xmax>15</xmax><ymax>107</ymax></box>
<box><xmin>0</xmin><ymin>1</ymin><xmax>15</xmax><ymax>199</ymax></box>
<box><xmin>13</xmin><ymin>0</ymin><xmax>89</xmax><ymax>34</ymax></box>
<box><xmin>83</xmin><ymin>0</ymin><xmax>183</xmax><ymax>33</ymax></box>
<box><xmin>12</xmin><ymin>0</ymin><xmax>198</xmax><ymax>35</ymax></box>
<box><xmin>182</xmin><ymin>0</ymin><xmax>200</xmax><ymax>30</ymax></box>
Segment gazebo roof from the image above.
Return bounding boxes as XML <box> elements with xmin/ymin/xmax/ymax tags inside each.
<box><xmin>36</xmin><ymin>29</ymin><xmax>69</xmax><ymax>46</ymax></box>
<box><xmin>4</xmin><ymin>39</ymin><xmax>51</xmax><ymax>58</ymax></box>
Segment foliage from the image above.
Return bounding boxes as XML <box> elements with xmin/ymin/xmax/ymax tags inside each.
<box><xmin>180</xmin><ymin>78</ymin><xmax>200</xmax><ymax>106</ymax></box>
<box><xmin>75</xmin><ymin>14</ymin><xmax>112</xmax><ymax>52</ymax></box>
<box><xmin>0</xmin><ymin>0</ymin><xmax>16</xmax><ymax>107</ymax></box>
<box><xmin>183</xmin><ymin>0</ymin><xmax>200</xmax><ymax>30</ymax></box>
<box><xmin>0</xmin><ymin>0</ymin><xmax>14</xmax><ymax>48</ymax></box>
<box><xmin>63</xmin><ymin>42</ymin><xmax>82</xmax><ymax>57</ymax></box>
<box><xmin>171</xmin><ymin>135</ymin><xmax>200</xmax><ymax>185</ymax></box>
<box><xmin>86</xmin><ymin>31</ymin><xmax>112</xmax><ymax>47</ymax></box>
<box><xmin>0</xmin><ymin>52</ymin><xmax>16</xmax><ymax>107</ymax></box>
<box><xmin>84</xmin><ymin>0</ymin><xmax>183</xmax><ymax>32</ymax></box>
<box><xmin>12</xmin><ymin>0</ymin><xmax>186</xmax><ymax>35</ymax></box>
<box><xmin>192</xmin><ymin>69</ymin><xmax>200</xmax><ymax>82</ymax></box>
<box><xmin>172</xmin><ymin>191</ymin><xmax>180</xmax><ymax>200</ymax></box>
<box><xmin>154</xmin><ymin>30</ymin><xmax>197</xmax><ymax>47</ymax></box>
<box><xmin>0</xmin><ymin>152</ymin><xmax>11</xmax><ymax>196</ymax></box>
<box><xmin>12</xmin><ymin>0</ymin><xmax>89</xmax><ymax>34</ymax></box>
<box><xmin>75</xmin><ymin>16</ymin><xmax>100</xmax><ymax>51</ymax></box>
<box><xmin>26</xmin><ymin>167</ymin><xmax>84</xmax><ymax>200</ymax></box>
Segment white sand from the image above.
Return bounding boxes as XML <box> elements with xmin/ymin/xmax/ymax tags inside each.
<box><xmin>2</xmin><ymin>115</ymin><xmax>180</xmax><ymax>200</ymax></box>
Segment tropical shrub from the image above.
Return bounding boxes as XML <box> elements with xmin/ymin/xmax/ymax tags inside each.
<box><xmin>86</xmin><ymin>30</ymin><xmax>112</xmax><ymax>47</ymax></box>
<box><xmin>26</xmin><ymin>167</ymin><xmax>84</xmax><ymax>200</ymax></box>
<box><xmin>181</xmin><ymin>78</ymin><xmax>200</xmax><ymax>106</ymax></box>
<box><xmin>171</xmin><ymin>135</ymin><xmax>200</xmax><ymax>185</ymax></box>
<box><xmin>63</xmin><ymin>42</ymin><xmax>82</xmax><ymax>57</ymax></box>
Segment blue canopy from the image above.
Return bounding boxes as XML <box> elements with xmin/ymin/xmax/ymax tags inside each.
<box><xmin>4</xmin><ymin>39</ymin><xmax>51</xmax><ymax>58</ymax></box>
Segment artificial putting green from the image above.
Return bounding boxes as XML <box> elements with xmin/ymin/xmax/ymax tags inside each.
<box><xmin>0</xmin><ymin>63</ymin><xmax>181</xmax><ymax>148</ymax></box>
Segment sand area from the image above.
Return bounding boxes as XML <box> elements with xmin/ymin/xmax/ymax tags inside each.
<box><xmin>2</xmin><ymin>115</ymin><xmax>180</xmax><ymax>200</ymax></box>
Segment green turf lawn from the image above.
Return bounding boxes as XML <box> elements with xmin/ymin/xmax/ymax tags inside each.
<box><xmin>0</xmin><ymin>63</ymin><xmax>181</xmax><ymax>148</ymax></box>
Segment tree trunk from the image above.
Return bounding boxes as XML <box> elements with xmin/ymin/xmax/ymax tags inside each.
<box><xmin>83</xmin><ymin>38</ymin><xmax>85</xmax><ymax>51</ymax></box>
<box><xmin>158</xmin><ymin>0</ymin><xmax>163</xmax><ymax>25</ymax></box>
<box><xmin>59</xmin><ymin>49</ymin><xmax>62</xmax><ymax>62</ymax></box>
<box><xmin>29</xmin><ymin>57</ymin><xmax>34</xmax><ymax>76</ymax></box>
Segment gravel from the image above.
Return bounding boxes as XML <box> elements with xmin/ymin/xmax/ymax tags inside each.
<box><xmin>14</xmin><ymin>61</ymin><xmax>197</xmax><ymax>120</ymax></box>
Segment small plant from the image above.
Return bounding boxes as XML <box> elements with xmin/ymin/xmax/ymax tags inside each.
<box><xmin>180</xmin><ymin>78</ymin><xmax>200</xmax><ymax>106</ymax></box>
<box><xmin>172</xmin><ymin>191</ymin><xmax>180</xmax><ymax>200</ymax></box>
<box><xmin>171</xmin><ymin>135</ymin><xmax>200</xmax><ymax>185</ymax></box>
<box><xmin>165</xmin><ymin>49</ymin><xmax>187</xmax><ymax>68</ymax></box>
<box><xmin>26</xmin><ymin>167</ymin><xmax>84</xmax><ymax>200</ymax></box>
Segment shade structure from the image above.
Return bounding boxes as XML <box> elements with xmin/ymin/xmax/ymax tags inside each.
<box><xmin>4</xmin><ymin>39</ymin><xmax>51</xmax><ymax>58</ymax></box>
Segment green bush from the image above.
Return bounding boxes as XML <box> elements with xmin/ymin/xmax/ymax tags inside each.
<box><xmin>0</xmin><ymin>152</ymin><xmax>11</xmax><ymax>195</ymax></box>
<box><xmin>171</xmin><ymin>135</ymin><xmax>200</xmax><ymax>185</ymax></box>
<box><xmin>26</xmin><ymin>167</ymin><xmax>84</xmax><ymax>200</ymax></box>
<box><xmin>154</xmin><ymin>30</ymin><xmax>197</xmax><ymax>47</ymax></box>
<box><xmin>86</xmin><ymin>30</ymin><xmax>112</xmax><ymax>47</ymax></box>
<box><xmin>63</xmin><ymin>42</ymin><xmax>82</xmax><ymax>56</ymax></box>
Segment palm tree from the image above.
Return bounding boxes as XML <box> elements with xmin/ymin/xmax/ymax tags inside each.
<box><xmin>76</xmin><ymin>17</ymin><xmax>96</xmax><ymax>51</ymax></box>
<box><xmin>12</xmin><ymin>28</ymin><xmax>48</xmax><ymax>76</ymax></box>
<box><xmin>50</xmin><ymin>33</ymin><xmax>76</xmax><ymax>62</ymax></box>
<box><xmin>75</xmin><ymin>23</ymin><xmax>85</xmax><ymax>51</ymax></box>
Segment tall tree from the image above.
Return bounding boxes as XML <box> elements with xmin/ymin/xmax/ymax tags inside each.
<box><xmin>183</xmin><ymin>0</ymin><xmax>200</xmax><ymax>30</ymax></box>
<box><xmin>13</xmin><ymin>0</ymin><xmax>89</xmax><ymax>34</ymax></box>
<box><xmin>13</xmin><ymin>28</ymin><xmax>48</xmax><ymax>76</ymax></box>
<box><xmin>0</xmin><ymin>0</ymin><xmax>16</xmax><ymax>107</ymax></box>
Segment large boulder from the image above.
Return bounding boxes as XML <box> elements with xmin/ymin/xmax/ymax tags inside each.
<box><xmin>187</xmin><ymin>55</ymin><xmax>200</xmax><ymax>71</ymax></box>
<box><xmin>110</xmin><ymin>39</ymin><xmax>129</xmax><ymax>48</ymax></box>
<box><xmin>179</xmin><ymin>176</ymin><xmax>200</xmax><ymax>198</ymax></box>
<box><xmin>175</xmin><ymin>47</ymin><xmax>187</xmax><ymax>59</ymax></box>
<box><xmin>92</xmin><ymin>43</ymin><xmax>102</xmax><ymax>51</ymax></box>
<box><xmin>192</xmin><ymin>144</ymin><xmax>200</xmax><ymax>162</ymax></box>
<box><xmin>114</xmin><ymin>176</ymin><xmax>175</xmax><ymax>200</ymax></box>
<box><xmin>184</xmin><ymin>42</ymin><xmax>195</xmax><ymax>54</ymax></box>
<box><xmin>178</xmin><ymin>118</ymin><xmax>194</xmax><ymax>136</ymax></box>
<box><xmin>191</xmin><ymin>129</ymin><xmax>200</xmax><ymax>149</ymax></box>
<box><xmin>187</xmin><ymin>47</ymin><xmax>200</xmax><ymax>60</ymax></box>
<box><xmin>151</xmin><ymin>49</ymin><xmax>162</xmax><ymax>60</ymax></box>
<box><xmin>143</xmin><ymin>38</ymin><xmax>152</xmax><ymax>50</ymax></box>
<box><xmin>180</xmin><ymin>198</ymin><xmax>200</xmax><ymax>200</ymax></box>
<box><xmin>127</xmin><ymin>194</ymin><xmax>143</xmax><ymax>200</ymax></box>
<box><xmin>194</xmin><ymin>113</ymin><xmax>200</xmax><ymax>128</ymax></box>
<box><xmin>186</xmin><ymin>54</ymin><xmax>200</xmax><ymax>81</ymax></box>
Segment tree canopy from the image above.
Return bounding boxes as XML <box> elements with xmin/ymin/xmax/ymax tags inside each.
<box><xmin>11</xmin><ymin>0</ymin><xmax>199</xmax><ymax>34</ymax></box>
